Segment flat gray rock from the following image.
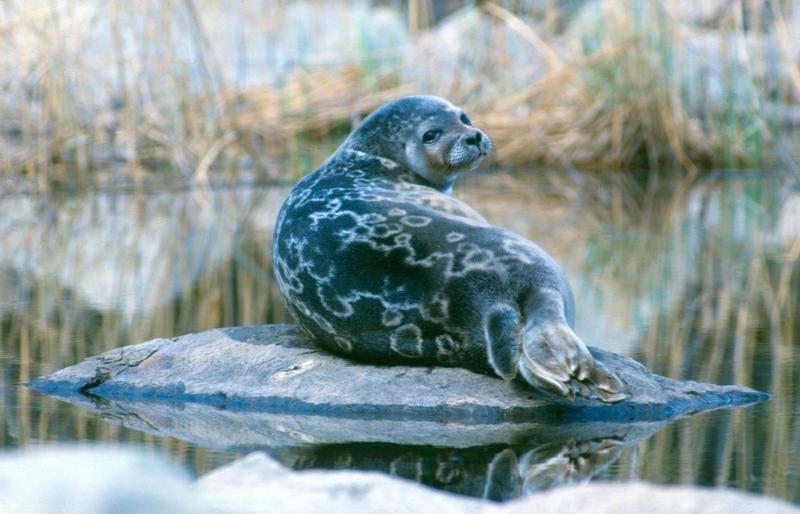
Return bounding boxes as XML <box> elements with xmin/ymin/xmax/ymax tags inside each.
<box><xmin>29</xmin><ymin>324</ymin><xmax>767</xmax><ymax>426</ymax></box>
<box><xmin>22</xmin><ymin>337</ymin><xmax>776</xmax><ymax>503</ymax></box>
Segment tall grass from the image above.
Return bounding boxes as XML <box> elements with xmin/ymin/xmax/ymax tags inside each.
<box><xmin>478</xmin><ymin>0</ymin><xmax>800</xmax><ymax>171</ymax></box>
<box><xmin>0</xmin><ymin>0</ymin><xmax>798</xmax><ymax>191</ymax></box>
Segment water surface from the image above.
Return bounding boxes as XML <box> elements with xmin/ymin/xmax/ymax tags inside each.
<box><xmin>1</xmin><ymin>169</ymin><xmax>797</xmax><ymax>503</ymax></box>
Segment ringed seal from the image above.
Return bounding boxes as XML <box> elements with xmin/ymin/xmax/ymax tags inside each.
<box><xmin>272</xmin><ymin>95</ymin><xmax>625</xmax><ymax>402</ymax></box>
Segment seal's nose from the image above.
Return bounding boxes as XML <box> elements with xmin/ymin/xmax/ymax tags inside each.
<box><xmin>464</xmin><ymin>130</ymin><xmax>482</xmax><ymax>147</ymax></box>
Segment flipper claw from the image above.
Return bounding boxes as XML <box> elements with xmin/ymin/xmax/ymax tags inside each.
<box><xmin>518</xmin><ymin>322</ymin><xmax>627</xmax><ymax>403</ymax></box>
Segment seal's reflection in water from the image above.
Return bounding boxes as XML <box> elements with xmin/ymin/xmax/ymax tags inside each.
<box><xmin>519</xmin><ymin>437</ymin><xmax>623</xmax><ymax>493</ymax></box>
<box><xmin>283</xmin><ymin>424</ymin><xmax>656</xmax><ymax>501</ymax></box>
<box><xmin>288</xmin><ymin>438</ymin><xmax>625</xmax><ymax>501</ymax></box>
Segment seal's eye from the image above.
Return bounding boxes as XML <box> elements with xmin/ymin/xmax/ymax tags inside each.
<box><xmin>459</xmin><ymin>113</ymin><xmax>472</xmax><ymax>126</ymax></box>
<box><xmin>422</xmin><ymin>129</ymin><xmax>443</xmax><ymax>144</ymax></box>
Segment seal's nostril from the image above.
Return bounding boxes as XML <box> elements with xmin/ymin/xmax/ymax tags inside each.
<box><xmin>465</xmin><ymin>131</ymin><xmax>482</xmax><ymax>146</ymax></box>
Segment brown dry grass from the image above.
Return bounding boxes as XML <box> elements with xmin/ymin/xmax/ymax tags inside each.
<box><xmin>1</xmin><ymin>0</ymin><xmax>798</xmax><ymax>191</ymax></box>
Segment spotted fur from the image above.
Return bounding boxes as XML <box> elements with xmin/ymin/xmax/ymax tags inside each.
<box><xmin>272</xmin><ymin>96</ymin><xmax>625</xmax><ymax>401</ymax></box>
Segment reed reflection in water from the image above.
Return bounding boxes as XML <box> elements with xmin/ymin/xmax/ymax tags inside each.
<box><xmin>0</xmin><ymin>170</ymin><xmax>797</xmax><ymax>503</ymax></box>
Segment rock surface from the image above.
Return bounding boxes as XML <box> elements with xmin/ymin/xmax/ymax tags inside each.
<box><xmin>29</xmin><ymin>324</ymin><xmax>768</xmax><ymax>427</ymax></box>
<box><xmin>27</xmin><ymin>324</ymin><xmax>776</xmax><ymax>502</ymax></box>
<box><xmin>1</xmin><ymin>446</ymin><xmax>797</xmax><ymax>514</ymax></box>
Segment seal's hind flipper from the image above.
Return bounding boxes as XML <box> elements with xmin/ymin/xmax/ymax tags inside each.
<box><xmin>485</xmin><ymin>305</ymin><xmax>522</xmax><ymax>380</ymax></box>
<box><xmin>519</xmin><ymin>321</ymin><xmax>628</xmax><ymax>402</ymax></box>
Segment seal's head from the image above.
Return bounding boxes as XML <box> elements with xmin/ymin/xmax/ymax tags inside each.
<box><xmin>342</xmin><ymin>95</ymin><xmax>493</xmax><ymax>193</ymax></box>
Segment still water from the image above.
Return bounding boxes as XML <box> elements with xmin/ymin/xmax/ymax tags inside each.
<box><xmin>1</xmin><ymin>169</ymin><xmax>798</xmax><ymax>503</ymax></box>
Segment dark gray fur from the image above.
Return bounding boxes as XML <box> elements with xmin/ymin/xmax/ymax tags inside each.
<box><xmin>272</xmin><ymin>96</ymin><xmax>624</xmax><ymax>401</ymax></box>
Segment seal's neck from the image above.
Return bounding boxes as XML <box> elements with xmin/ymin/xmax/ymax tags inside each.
<box><xmin>439</xmin><ymin>175</ymin><xmax>459</xmax><ymax>195</ymax></box>
<box><xmin>341</xmin><ymin>148</ymin><xmax>402</xmax><ymax>170</ymax></box>
<box><xmin>340</xmin><ymin>130</ymin><xmax>404</xmax><ymax>164</ymax></box>
<box><xmin>338</xmin><ymin>149</ymin><xmax>456</xmax><ymax>195</ymax></box>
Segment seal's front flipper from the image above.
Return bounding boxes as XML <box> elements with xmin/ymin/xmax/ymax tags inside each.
<box><xmin>485</xmin><ymin>305</ymin><xmax>522</xmax><ymax>380</ymax></box>
<box><xmin>518</xmin><ymin>322</ymin><xmax>627</xmax><ymax>402</ymax></box>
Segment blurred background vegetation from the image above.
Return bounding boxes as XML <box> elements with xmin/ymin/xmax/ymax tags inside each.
<box><xmin>2</xmin><ymin>0</ymin><xmax>799</xmax><ymax>193</ymax></box>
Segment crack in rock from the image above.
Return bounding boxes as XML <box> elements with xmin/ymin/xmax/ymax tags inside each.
<box><xmin>79</xmin><ymin>349</ymin><xmax>160</xmax><ymax>393</ymax></box>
